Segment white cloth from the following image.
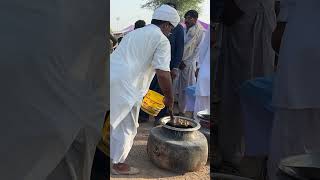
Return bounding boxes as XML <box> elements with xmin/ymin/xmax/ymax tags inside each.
<box><xmin>272</xmin><ymin>0</ymin><xmax>320</xmax><ymax>109</ymax></box>
<box><xmin>110</xmin><ymin>106</ymin><xmax>139</xmax><ymax>164</ymax></box>
<box><xmin>177</xmin><ymin>23</ymin><xmax>204</xmax><ymax>113</ymax></box>
<box><xmin>196</xmin><ymin>29</ymin><xmax>210</xmax><ymax>97</ymax></box>
<box><xmin>218</xmin><ymin>0</ymin><xmax>276</xmax><ymax>163</ymax></box>
<box><xmin>194</xmin><ymin>97</ymin><xmax>210</xmax><ymax>121</ymax></box>
<box><xmin>110</xmin><ymin>24</ymin><xmax>171</xmax><ymax>163</ymax></box>
<box><xmin>152</xmin><ymin>5</ymin><xmax>180</xmax><ymax>27</ymax></box>
<box><xmin>185</xmin><ymin>96</ymin><xmax>196</xmax><ymax>112</ymax></box>
<box><xmin>194</xmin><ymin>29</ymin><xmax>211</xmax><ymax>118</ymax></box>
<box><xmin>268</xmin><ymin>109</ymin><xmax>320</xmax><ymax>180</ymax></box>
<box><xmin>185</xmin><ymin>86</ymin><xmax>196</xmax><ymax>112</ymax></box>
<box><xmin>110</xmin><ymin>24</ymin><xmax>171</xmax><ymax>130</ymax></box>
<box><xmin>0</xmin><ymin>1</ymin><xmax>107</xmax><ymax>179</ymax></box>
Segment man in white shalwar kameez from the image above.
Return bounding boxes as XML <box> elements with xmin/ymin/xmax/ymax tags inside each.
<box><xmin>0</xmin><ymin>1</ymin><xmax>107</xmax><ymax>180</ymax></box>
<box><xmin>177</xmin><ymin>10</ymin><xmax>204</xmax><ymax>114</ymax></box>
<box><xmin>110</xmin><ymin>5</ymin><xmax>180</xmax><ymax>175</ymax></box>
<box><xmin>194</xmin><ymin>29</ymin><xmax>211</xmax><ymax>119</ymax></box>
<box><xmin>268</xmin><ymin>0</ymin><xmax>320</xmax><ymax>179</ymax></box>
<box><xmin>218</xmin><ymin>0</ymin><xmax>276</xmax><ymax>167</ymax></box>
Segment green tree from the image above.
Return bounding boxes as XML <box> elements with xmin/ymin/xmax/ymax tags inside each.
<box><xmin>141</xmin><ymin>0</ymin><xmax>204</xmax><ymax>17</ymax></box>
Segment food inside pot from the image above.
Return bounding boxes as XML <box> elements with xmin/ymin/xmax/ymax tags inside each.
<box><xmin>166</xmin><ymin>118</ymin><xmax>193</xmax><ymax>128</ymax></box>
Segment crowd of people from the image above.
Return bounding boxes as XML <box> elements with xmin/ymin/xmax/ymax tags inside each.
<box><xmin>214</xmin><ymin>0</ymin><xmax>320</xmax><ymax>179</ymax></box>
<box><xmin>109</xmin><ymin>2</ymin><xmax>211</xmax><ymax>175</ymax></box>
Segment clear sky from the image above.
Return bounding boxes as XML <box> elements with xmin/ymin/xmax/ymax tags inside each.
<box><xmin>110</xmin><ymin>0</ymin><xmax>210</xmax><ymax>31</ymax></box>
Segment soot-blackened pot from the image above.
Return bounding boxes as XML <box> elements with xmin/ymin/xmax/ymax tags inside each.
<box><xmin>147</xmin><ymin>116</ymin><xmax>208</xmax><ymax>173</ymax></box>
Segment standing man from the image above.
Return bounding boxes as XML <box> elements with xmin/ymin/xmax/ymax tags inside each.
<box><xmin>177</xmin><ymin>10</ymin><xmax>204</xmax><ymax>115</ymax></box>
<box><xmin>139</xmin><ymin>2</ymin><xmax>185</xmax><ymax>125</ymax></box>
<box><xmin>268</xmin><ymin>0</ymin><xmax>320</xmax><ymax>179</ymax></box>
<box><xmin>166</xmin><ymin>3</ymin><xmax>185</xmax><ymax>81</ymax></box>
<box><xmin>110</xmin><ymin>5</ymin><xmax>180</xmax><ymax>175</ymax></box>
<box><xmin>218</xmin><ymin>0</ymin><xmax>276</xmax><ymax>169</ymax></box>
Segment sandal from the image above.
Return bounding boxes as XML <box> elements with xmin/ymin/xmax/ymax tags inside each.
<box><xmin>111</xmin><ymin>166</ymin><xmax>140</xmax><ymax>175</ymax></box>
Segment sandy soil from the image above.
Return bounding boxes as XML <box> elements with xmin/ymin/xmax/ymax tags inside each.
<box><xmin>110</xmin><ymin>119</ymin><xmax>210</xmax><ymax>180</ymax></box>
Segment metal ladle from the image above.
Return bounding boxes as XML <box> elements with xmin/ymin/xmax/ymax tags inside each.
<box><xmin>168</xmin><ymin>109</ymin><xmax>176</xmax><ymax>125</ymax></box>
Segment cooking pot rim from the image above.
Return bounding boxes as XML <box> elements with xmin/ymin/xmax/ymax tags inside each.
<box><xmin>161</xmin><ymin>116</ymin><xmax>201</xmax><ymax>132</ymax></box>
<box><xmin>196</xmin><ymin>110</ymin><xmax>210</xmax><ymax>120</ymax></box>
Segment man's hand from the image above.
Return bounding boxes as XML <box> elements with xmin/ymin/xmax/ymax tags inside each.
<box><xmin>272</xmin><ymin>22</ymin><xmax>286</xmax><ymax>54</ymax></box>
<box><xmin>171</xmin><ymin>69</ymin><xmax>178</xmax><ymax>79</ymax></box>
<box><xmin>195</xmin><ymin>68</ymin><xmax>199</xmax><ymax>79</ymax></box>
<box><xmin>179</xmin><ymin>61</ymin><xmax>186</xmax><ymax>70</ymax></box>
<box><xmin>163</xmin><ymin>96</ymin><xmax>174</xmax><ymax>110</ymax></box>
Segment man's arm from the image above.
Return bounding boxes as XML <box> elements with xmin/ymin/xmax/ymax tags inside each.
<box><xmin>170</xmin><ymin>25</ymin><xmax>185</xmax><ymax>70</ymax></box>
<box><xmin>272</xmin><ymin>22</ymin><xmax>286</xmax><ymax>54</ymax></box>
<box><xmin>170</xmin><ymin>25</ymin><xmax>185</xmax><ymax>79</ymax></box>
<box><xmin>152</xmin><ymin>38</ymin><xmax>174</xmax><ymax>109</ymax></box>
<box><xmin>272</xmin><ymin>0</ymin><xmax>288</xmax><ymax>69</ymax></box>
<box><xmin>193</xmin><ymin>32</ymin><xmax>204</xmax><ymax>67</ymax></box>
<box><xmin>156</xmin><ymin>69</ymin><xmax>174</xmax><ymax>109</ymax></box>
<box><xmin>194</xmin><ymin>32</ymin><xmax>205</xmax><ymax>79</ymax></box>
<box><xmin>197</xmin><ymin>31</ymin><xmax>207</xmax><ymax>68</ymax></box>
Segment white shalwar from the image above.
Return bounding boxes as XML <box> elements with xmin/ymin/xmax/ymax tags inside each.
<box><xmin>194</xmin><ymin>30</ymin><xmax>211</xmax><ymax>120</ymax></box>
<box><xmin>268</xmin><ymin>0</ymin><xmax>320</xmax><ymax>179</ymax></box>
<box><xmin>110</xmin><ymin>24</ymin><xmax>171</xmax><ymax>164</ymax></box>
<box><xmin>0</xmin><ymin>1</ymin><xmax>107</xmax><ymax>180</ymax></box>
<box><xmin>218</xmin><ymin>0</ymin><xmax>276</xmax><ymax>163</ymax></box>
<box><xmin>177</xmin><ymin>23</ymin><xmax>204</xmax><ymax>113</ymax></box>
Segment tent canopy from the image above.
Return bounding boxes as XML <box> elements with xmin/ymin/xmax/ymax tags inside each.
<box><xmin>113</xmin><ymin>20</ymin><xmax>209</xmax><ymax>36</ymax></box>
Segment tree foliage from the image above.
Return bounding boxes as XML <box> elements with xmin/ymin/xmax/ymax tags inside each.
<box><xmin>141</xmin><ymin>0</ymin><xmax>204</xmax><ymax>17</ymax></box>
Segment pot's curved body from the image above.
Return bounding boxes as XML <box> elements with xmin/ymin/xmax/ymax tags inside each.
<box><xmin>147</xmin><ymin>116</ymin><xmax>208</xmax><ymax>173</ymax></box>
<box><xmin>196</xmin><ymin>110</ymin><xmax>211</xmax><ymax>161</ymax></box>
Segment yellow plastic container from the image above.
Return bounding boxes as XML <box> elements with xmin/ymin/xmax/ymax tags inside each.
<box><xmin>141</xmin><ymin>90</ymin><xmax>165</xmax><ymax>116</ymax></box>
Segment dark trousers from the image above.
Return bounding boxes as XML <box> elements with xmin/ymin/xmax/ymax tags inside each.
<box><xmin>90</xmin><ymin>148</ymin><xmax>109</xmax><ymax>180</ymax></box>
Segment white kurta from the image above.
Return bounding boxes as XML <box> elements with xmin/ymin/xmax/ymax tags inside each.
<box><xmin>268</xmin><ymin>0</ymin><xmax>320</xmax><ymax>179</ymax></box>
<box><xmin>218</xmin><ymin>0</ymin><xmax>276</xmax><ymax>164</ymax></box>
<box><xmin>0</xmin><ymin>1</ymin><xmax>107</xmax><ymax>179</ymax></box>
<box><xmin>272</xmin><ymin>0</ymin><xmax>320</xmax><ymax>108</ymax></box>
<box><xmin>110</xmin><ymin>106</ymin><xmax>139</xmax><ymax>164</ymax></box>
<box><xmin>177</xmin><ymin>23</ymin><xmax>204</xmax><ymax>113</ymax></box>
<box><xmin>194</xmin><ymin>30</ymin><xmax>211</xmax><ymax>118</ymax></box>
<box><xmin>110</xmin><ymin>24</ymin><xmax>171</xmax><ymax>163</ymax></box>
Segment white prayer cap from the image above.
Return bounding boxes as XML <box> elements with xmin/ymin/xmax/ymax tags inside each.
<box><xmin>152</xmin><ymin>5</ymin><xmax>180</xmax><ymax>27</ymax></box>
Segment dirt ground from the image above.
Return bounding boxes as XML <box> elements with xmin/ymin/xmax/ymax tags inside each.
<box><xmin>110</xmin><ymin>119</ymin><xmax>210</xmax><ymax>180</ymax></box>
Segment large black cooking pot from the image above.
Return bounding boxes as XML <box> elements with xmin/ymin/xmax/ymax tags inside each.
<box><xmin>147</xmin><ymin>116</ymin><xmax>208</xmax><ymax>173</ymax></box>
